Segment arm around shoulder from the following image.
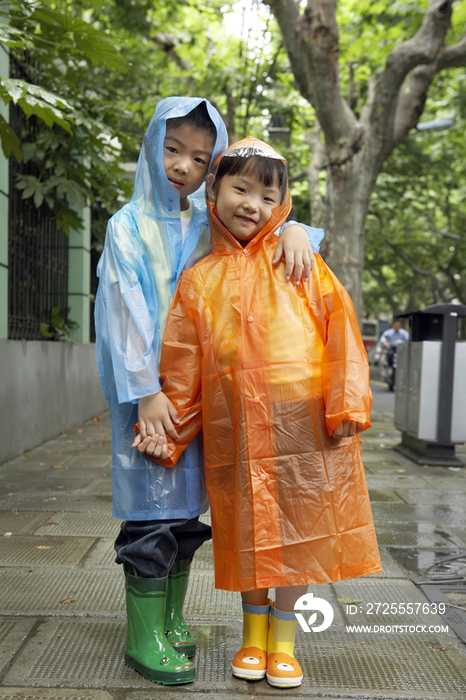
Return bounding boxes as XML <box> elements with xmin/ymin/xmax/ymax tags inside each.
<box><xmin>273</xmin><ymin>223</ymin><xmax>325</xmax><ymax>283</ymax></box>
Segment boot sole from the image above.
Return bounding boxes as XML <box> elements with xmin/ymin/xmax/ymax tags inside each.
<box><xmin>232</xmin><ymin>664</ymin><xmax>266</xmax><ymax>680</ymax></box>
<box><xmin>125</xmin><ymin>654</ymin><xmax>195</xmax><ymax>685</ymax></box>
<box><xmin>266</xmin><ymin>672</ymin><xmax>303</xmax><ymax>688</ymax></box>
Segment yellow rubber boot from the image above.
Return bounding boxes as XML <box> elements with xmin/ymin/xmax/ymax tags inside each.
<box><xmin>266</xmin><ymin>603</ymin><xmax>303</xmax><ymax>688</ymax></box>
<box><xmin>231</xmin><ymin>599</ymin><xmax>270</xmax><ymax>680</ymax></box>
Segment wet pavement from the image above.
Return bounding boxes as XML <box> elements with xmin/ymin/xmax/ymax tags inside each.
<box><xmin>1</xmin><ymin>383</ymin><xmax>466</xmax><ymax>699</ymax></box>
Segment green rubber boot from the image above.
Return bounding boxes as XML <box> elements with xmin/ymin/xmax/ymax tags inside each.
<box><xmin>165</xmin><ymin>558</ymin><xmax>196</xmax><ymax>657</ymax></box>
<box><xmin>124</xmin><ymin>566</ymin><xmax>195</xmax><ymax>685</ymax></box>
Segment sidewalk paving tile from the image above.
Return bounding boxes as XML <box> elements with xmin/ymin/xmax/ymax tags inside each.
<box><xmin>373</xmin><ymin>523</ymin><xmax>454</xmax><ymax>548</ymax></box>
<box><xmin>371</xmin><ymin>502</ymin><xmax>466</xmax><ymax>525</ymax></box>
<box><xmin>0</xmin><ymin>619</ymin><xmax>38</xmax><ymax>676</ymax></box>
<box><xmin>80</xmin><ymin>538</ymin><xmax>119</xmax><ymax>568</ymax></box>
<box><xmin>1</xmin><ymin>493</ymin><xmax>113</xmax><ymax>513</ymax></box>
<box><xmin>0</xmin><ymin>512</ymin><xmax>51</xmax><ymax>535</ymax></box>
<box><xmin>353</xmin><ymin>547</ymin><xmax>406</xmax><ymax>579</ymax></box>
<box><xmin>440</xmin><ymin>527</ymin><xmax>466</xmax><ymax>548</ymax></box>
<box><xmin>0</xmin><ymin>690</ymin><xmax>113</xmax><ymax>700</ymax></box>
<box><xmin>367</xmin><ymin>488</ymin><xmax>403</xmax><ymax>502</ymax></box>
<box><xmin>395</xmin><ymin>489</ymin><xmax>466</xmax><ymax>505</ymax></box>
<box><xmin>365</xmin><ymin>474</ymin><xmax>432</xmax><ymax>487</ymax></box>
<box><xmin>33</xmin><ymin>512</ymin><xmax>119</xmax><ymax>538</ymax></box>
<box><xmin>0</xmin><ymin>535</ymin><xmax>95</xmax><ymax>567</ymax></box>
<box><xmin>79</xmin><ymin>481</ymin><xmax>113</xmax><ymax>496</ymax></box>
<box><xmin>0</xmin><ymin>569</ymin><xmax>125</xmax><ymax>617</ymax></box>
<box><xmin>362</xmin><ymin>451</ymin><xmax>404</xmax><ymax>463</ymax></box>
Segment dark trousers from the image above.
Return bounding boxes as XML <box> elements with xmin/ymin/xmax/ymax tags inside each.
<box><xmin>114</xmin><ymin>517</ymin><xmax>212</xmax><ymax>578</ymax></box>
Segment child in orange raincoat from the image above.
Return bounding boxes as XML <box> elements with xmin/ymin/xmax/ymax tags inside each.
<box><xmin>136</xmin><ymin>137</ymin><xmax>382</xmax><ymax>688</ymax></box>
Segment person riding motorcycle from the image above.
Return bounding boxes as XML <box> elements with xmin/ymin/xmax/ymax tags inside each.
<box><xmin>380</xmin><ymin>321</ymin><xmax>409</xmax><ymax>391</ymax></box>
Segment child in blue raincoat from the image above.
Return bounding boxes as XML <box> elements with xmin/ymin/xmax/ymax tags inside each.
<box><xmin>95</xmin><ymin>96</ymin><xmax>318</xmax><ymax>686</ymax></box>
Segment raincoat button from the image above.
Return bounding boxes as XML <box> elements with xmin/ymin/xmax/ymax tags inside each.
<box><xmin>260</xmin><ymin>474</ymin><xmax>267</xmax><ymax>482</ymax></box>
<box><xmin>253</xmin><ymin>397</ymin><xmax>260</xmax><ymax>404</ymax></box>
<box><xmin>168</xmin><ymin>206</ymin><xmax>173</xmax><ymax>212</ymax></box>
<box><xmin>247</xmin><ymin>316</ymin><xmax>254</xmax><ymax>323</ymax></box>
<box><xmin>168</xmin><ymin>196</ymin><xmax>173</xmax><ymax>202</ymax></box>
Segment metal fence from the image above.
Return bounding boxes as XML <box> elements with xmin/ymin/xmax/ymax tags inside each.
<box><xmin>8</xmin><ymin>52</ymin><xmax>69</xmax><ymax>340</ymax></box>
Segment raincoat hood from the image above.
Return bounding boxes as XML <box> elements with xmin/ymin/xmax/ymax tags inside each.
<box><xmin>132</xmin><ymin>96</ymin><xmax>228</xmax><ymax>221</ymax></box>
<box><xmin>205</xmin><ymin>136</ymin><xmax>292</xmax><ymax>255</ymax></box>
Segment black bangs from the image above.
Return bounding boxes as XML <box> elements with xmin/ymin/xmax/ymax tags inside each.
<box><xmin>166</xmin><ymin>102</ymin><xmax>217</xmax><ymax>142</ymax></box>
<box><xmin>216</xmin><ymin>155</ymin><xmax>287</xmax><ymax>195</ymax></box>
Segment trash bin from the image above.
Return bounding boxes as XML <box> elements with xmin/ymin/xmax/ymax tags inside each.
<box><xmin>394</xmin><ymin>303</ymin><xmax>466</xmax><ymax>467</ymax></box>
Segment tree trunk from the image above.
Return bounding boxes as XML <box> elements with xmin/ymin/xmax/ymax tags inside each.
<box><xmin>324</xmin><ymin>139</ymin><xmax>379</xmax><ymax>321</ymax></box>
<box><xmin>305</xmin><ymin>122</ymin><xmax>326</xmax><ymax>232</ymax></box>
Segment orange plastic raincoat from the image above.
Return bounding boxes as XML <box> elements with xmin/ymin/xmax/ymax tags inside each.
<box><xmin>157</xmin><ymin>137</ymin><xmax>382</xmax><ymax>591</ymax></box>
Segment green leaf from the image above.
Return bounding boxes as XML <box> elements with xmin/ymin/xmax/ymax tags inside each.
<box><xmin>0</xmin><ymin>114</ymin><xmax>22</xmax><ymax>159</ymax></box>
<box><xmin>55</xmin><ymin>204</ymin><xmax>84</xmax><ymax>234</ymax></box>
<box><xmin>1</xmin><ymin>79</ymin><xmax>74</xmax><ymax>133</ymax></box>
<box><xmin>20</xmin><ymin>186</ymin><xmax>37</xmax><ymax>200</ymax></box>
<box><xmin>0</xmin><ymin>23</ymin><xmax>31</xmax><ymax>49</ymax></box>
<box><xmin>40</xmin><ymin>322</ymin><xmax>53</xmax><ymax>338</ymax></box>
<box><xmin>20</xmin><ymin>82</ymin><xmax>72</xmax><ymax>111</ymax></box>
<box><xmin>33</xmin><ymin>185</ymin><xmax>45</xmax><ymax>208</ymax></box>
<box><xmin>0</xmin><ymin>78</ymin><xmax>24</xmax><ymax>104</ymax></box>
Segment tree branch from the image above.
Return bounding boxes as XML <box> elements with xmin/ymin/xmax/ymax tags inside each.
<box><xmin>263</xmin><ymin>0</ymin><xmax>305</xmax><ymax>89</ymax></box>
<box><xmin>288</xmin><ymin>171</ymin><xmax>308</xmax><ymax>184</ymax></box>
<box><xmin>360</xmin><ymin>73</ymin><xmax>377</xmax><ymax>124</ymax></box>
<box><xmin>438</xmin><ymin>34</ymin><xmax>466</xmax><ymax>69</ymax></box>
<box><xmin>264</xmin><ymin>0</ymin><xmax>354</xmax><ymax>145</ymax></box>
<box><xmin>388</xmin><ymin>242</ymin><xmax>434</xmax><ymax>278</ymax></box>
<box><xmin>392</xmin><ymin>63</ymin><xmax>437</xmax><ymax>146</ymax></box>
<box><xmin>371</xmin><ymin>0</ymin><xmax>453</xmax><ymax>153</ymax></box>
<box><xmin>371</xmin><ymin>269</ymin><xmax>401</xmax><ymax>315</ymax></box>
<box><xmin>393</xmin><ymin>32</ymin><xmax>466</xmax><ymax>146</ymax></box>
<box><xmin>209</xmin><ymin>92</ymin><xmax>237</xmax><ymax>144</ymax></box>
<box><xmin>152</xmin><ymin>32</ymin><xmax>191</xmax><ymax>71</ymax></box>
<box><xmin>299</xmin><ymin>0</ymin><xmax>355</xmax><ymax>142</ymax></box>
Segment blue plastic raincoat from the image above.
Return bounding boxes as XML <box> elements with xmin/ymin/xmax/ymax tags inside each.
<box><xmin>95</xmin><ymin>97</ymin><xmax>229</xmax><ymax>520</ymax></box>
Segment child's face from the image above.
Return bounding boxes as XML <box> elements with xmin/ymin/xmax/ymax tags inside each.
<box><xmin>163</xmin><ymin>124</ymin><xmax>214</xmax><ymax>210</ymax></box>
<box><xmin>215</xmin><ymin>172</ymin><xmax>281</xmax><ymax>242</ymax></box>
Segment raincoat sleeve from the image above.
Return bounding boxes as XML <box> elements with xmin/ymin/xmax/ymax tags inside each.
<box><xmin>279</xmin><ymin>222</ymin><xmax>324</xmax><ymax>254</ymax></box>
<box><xmin>98</xmin><ymin>217</ymin><xmax>162</xmax><ymax>404</ymax></box>
<box><xmin>156</xmin><ymin>274</ymin><xmax>204</xmax><ymax>468</ymax></box>
<box><xmin>307</xmin><ymin>255</ymin><xmax>372</xmax><ymax>436</ymax></box>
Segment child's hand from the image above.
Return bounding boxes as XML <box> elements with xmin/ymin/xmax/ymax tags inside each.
<box><xmin>132</xmin><ymin>392</ymin><xmax>180</xmax><ymax>459</ymax></box>
<box><xmin>331</xmin><ymin>420</ymin><xmax>364</xmax><ymax>439</ymax></box>
<box><xmin>135</xmin><ymin>431</ymin><xmax>170</xmax><ymax>460</ymax></box>
<box><xmin>273</xmin><ymin>224</ymin><xmax>315</xmax><ymax>284</ymax></box>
